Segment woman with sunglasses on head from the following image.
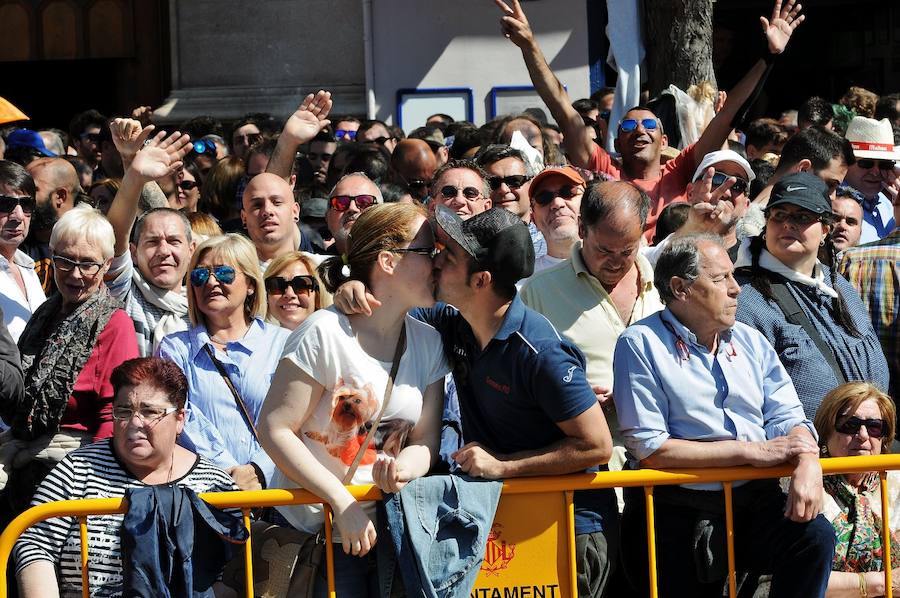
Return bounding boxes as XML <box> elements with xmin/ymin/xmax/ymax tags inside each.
<box><xmin>734</xmin><ymin>172</ymin><xmax>890</xmax><ymax>420</ymax></box>
<box><xmin>813</xmin><ymin>382</ymin><xmax>900</xmax><ymax>597</ymax></box>
<box><xmin>0</xmin><ymin>204</ymin><xmax>139</xmax><ymax>524</ymax></box>
<box><xmin>14</xmin><ymin>357</ymin><xmax>241</xmax><ymax>598</ymax></box>
<box><xmin>263</xmin><ymin>251</ymin><xmax>330</xmax><ymax>330</ymax></box>
<box><xmin>258</xmin><ymin>202</ymin><xmax>448</xmax><ymax>597</ymax></box>
<box><xmin>156</xmin><ymin>234</ymin><xmax>288</xmax><ymax>492</ymax></box>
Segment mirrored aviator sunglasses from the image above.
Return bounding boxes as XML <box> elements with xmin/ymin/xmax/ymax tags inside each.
<box><xmin>619</xmin><ymin>118</ymin><xmax>658</xmax><ymax>133</ymax></box>
<box><xmin>190</xmin><ymin>265</ymin><xmax>236</xmax><ymax>287</ymax></box>
<box><xmin>0</xmin><ymin>194</ymin><xmax>36</xmax><ymax>215</ymax></box>
<box><xmin>265</xmin><ymin>274</ymin><xmax>318</xmax><ymax>295</ymax></box>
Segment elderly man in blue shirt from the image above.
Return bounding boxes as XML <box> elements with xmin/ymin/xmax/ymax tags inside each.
<box><xmin>612</xmin><ymin>233</ymin><xmax>835</xmax><ymax>598</ymax></box>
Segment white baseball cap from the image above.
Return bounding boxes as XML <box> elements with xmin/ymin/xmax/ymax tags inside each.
<box><xmin>691</xmin><ymin>149</ymin><xmax>756</xmax><ymax>183</ymax></box>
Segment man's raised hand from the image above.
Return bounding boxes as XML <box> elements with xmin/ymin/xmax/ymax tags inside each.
<box><xmin>281</xmin><ymin>90</ymin><xmax>333</xmax><ymax>146</ymax></box>
<box><xmin>129</xmin><ymin>130</ymin><xmax>193</xmax><ymax>183</ymax></box>
<box><xmin>493</xmin><ymin>0</ymin><xmax>534</xmax><ymax>49</ymax></box>
<box><xmin>760</xmin><ymin>0</ymin><xmax>805</xmax><ymax>55</ymax></box>
<box><xmin>110</xmin><ymin>118</ymin><xmax>156</xmax><ymax>167</ymax></box>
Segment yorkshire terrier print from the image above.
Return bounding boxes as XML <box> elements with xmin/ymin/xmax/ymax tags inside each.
<box><xmin>305</xmin><ymin>378</ymin><xmax>380</xmax><ymax>466</ymax></box>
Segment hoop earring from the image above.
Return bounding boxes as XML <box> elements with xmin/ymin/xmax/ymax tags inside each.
<box><xmin>820</xmin><ymin>238</ymin><xmax>826</xmax><ymax>247</ymax></box>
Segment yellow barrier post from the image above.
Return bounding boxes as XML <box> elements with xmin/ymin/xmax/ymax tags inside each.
<box><xmin>723</xmin><ymin>482</ymin><xmax>737</xmax><ymax>598</ymax></box>
<box><xmin>644</xmin><ymin>486</ymin><xmax>658</xmax><ymax>598</ymax></box>
<box><xmin>78</xmin><ymin>516</ymin><xmax>89</xmax><ymax>598</ymax></box>
<box><xmin>324</xmin><ymin>504</ymin><xmax>336</xmax><ymax>598</ymax></box>
<box><xmin>882</xmin><ymin>471</ymin><xmax>892</xmax><ymax>598</ymax></box>
<box><xmin>241</xmin><ymin>509</ymin><xmax>253</xmax><ymax>598</ymax></box>
<box><xmin>565</xmin><ymin>490</ymin><xmax>577</xmax><ymax>596</ymax></box>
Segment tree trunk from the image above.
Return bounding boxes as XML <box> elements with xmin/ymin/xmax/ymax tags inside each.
<box><xmin>643</xmin><ymin>0</ymin><xmax>717</xmax><ymax>97</ymax></box>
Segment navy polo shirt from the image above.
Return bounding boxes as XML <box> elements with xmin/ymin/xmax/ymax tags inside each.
<box><xmin>413</xmin><ymin>295</ymin><xmax>616</xmax><ymax>535</ymax></box>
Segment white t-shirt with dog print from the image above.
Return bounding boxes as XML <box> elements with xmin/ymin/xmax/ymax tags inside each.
<box><xmin>272</xmin><ymin>306</ymin><xmax>450</xmax><ymax>534</ymax></box>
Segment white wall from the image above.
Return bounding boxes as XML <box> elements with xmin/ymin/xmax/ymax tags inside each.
<box><xmin>370</xmin><ymin>0</ymin><xmax>591</xmax><ymax>130</ymax></box>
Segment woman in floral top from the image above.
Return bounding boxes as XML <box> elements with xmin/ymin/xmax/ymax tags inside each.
<box><xmin>814</xmin><ymin>382</ymin><xmax>900</xmax><ymax>597</ymax></box>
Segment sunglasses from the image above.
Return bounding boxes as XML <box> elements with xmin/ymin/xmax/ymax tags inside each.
<box><xmin>619</xmin><ymin>118</ymin><xmax>658</xmax><ymax>133</ymax></box>
<box><xmin>835</xmin><ymin>416</ymin><xmax>887</xmax><ymax>438</ymax></box>
<box><xmin>80</xmin><ymin>132</ymin><xmax>102</xmax><ymax>144</ymax></box>
<box><xmin>533</xmin><ymin>185</ymin><xmax>581</xmax><ymax>206</ymax></box>
<box><xmin>487</xmin><ymin>175</ymin><xmax>532</xmax><ymax>191</ymax></box>
<box><xmin>190</xmin><ymin>265</ymin><xmax>236</xmax><ymax>287</ymax></box>
<box><xmin>265</xmin><ymin>274</ymin><xmax>319</xmax><ymax>296</ymax></box>
<box><xmin>335</xmin><ymin>129</ymin><xmax>357</xmax><ymax>141</ymax></box>
<box><xmin>329</xmin><ymin>194</ymin><xmax>378</xmax><ymax>212</ymax></box>
<box><xmin>191</xmin><ymin>139</ymin><xmax>217</xmax><ymax>158</ymax></box>
<box><xmin>234</xmin><ymin>132</ymin><xmax>263</xmax><ymax>146</ymax></box>
<box><xmin>178</xmin><ymin>180</ymin><xmax>199</xmax><ymax>191</ymax></box>
<box><xmin>393</xmin><ymin>246</ymin><xmax>440</xmax><ymax>259</ymax></box>
<box><xmin>0</xmin><ymin>194</ymin><xmax>35</xmax><ymax>215</ymax></box>
<box><xmin>856</xmin><ymin>159</ymin><xmax>896</xmax><ymax>171</ymax></box>
<box><xmin>364</xmin><ymin>136</ymin><xmax>395</xmax><ymax>146</ymax></box>
<box><xmin>439</xmin><ymin>185</ymin><xmax>482</xmax><ymax>200</ymax></box>
<box><xmin>710</xmin><ymin>171</ymin><xmax>749</xmax><ymax>196</ymax></box>
<box><xmin>599</xmin><ymin>110</ymin><xmax>611</xmax><ymax>122</ymax></box>
<box><xmin>52</xmin><ymin>254</ymin><xmax>104</xmax><ymax>276</ymax></box>
<box><xmin>766</xmin><ymin>209</ymin><xmax>823</xmax><ymax>227</ymax></box>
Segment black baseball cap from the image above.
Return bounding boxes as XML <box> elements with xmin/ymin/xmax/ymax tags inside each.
<box><xmin>434</xmin><ymin>205</ymin><xmax>534</xmax><ymax>287</ymax></box>
<box><xmin>767</xmin><ymin>172</ymin><xmax>833</xmax><ymax>215</ymax></box>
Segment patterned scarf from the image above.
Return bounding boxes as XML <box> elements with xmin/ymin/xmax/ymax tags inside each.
<box><xmin>13</xmin><ymin>287</ymin><xmax>121</xmax><ymax>440</ymax></box>
<box><xmin>826</xmin><ymin>472</ymin><xmax>900</xmax><ymax>572</ymax></box>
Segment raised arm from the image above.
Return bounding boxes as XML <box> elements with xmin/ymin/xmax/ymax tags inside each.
<box><xmin>266</xmin><ymin>90</ymin><xmax>333</xmax><ymax>180</ymax></box>
<box><xmin>493</xmin><ymin>0</ymin><xmax>596</xmax><ymax>168</ymax></box>
<box><xmin>692</xmin><ymin>0</ymin><xmax>805</xmax><ymax>161</ymax></box>
<box><xmin>106</xmin><ymin>122</ymin><xmax>192</xmax><ymax>256</ymax></box>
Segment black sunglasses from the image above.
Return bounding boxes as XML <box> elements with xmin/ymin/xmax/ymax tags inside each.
<box><xmin>710</xmin><ymin>171</ymin><xmax>749</xmax><ymax>196</ymax></box>
<box><xmin>364</xmin><ymin>136</ymin><xmax>394</xmax><ymax>146</ymax></box>
<box><xmin>487</xmin><ymin>175</ymin><xmax>532</xmax><ymax>191</ymax></box>
<box><xmin>0</xmin><ymin>194</ymin><xmax>36</xmax><ymax>215</ymax></box>
<box><xmin>178</xmin><ymin>180</ymin><xmax>199</xmax><ymax>191</ymax></box>
<box><xmin>856</xmin><ymin>159</ymin><xmax>896</xmax><ymax>171</ymax></box>
<box><xmin>835</xmin><ymin>416</ymin><xmax>887</xmax><ymax>438</ymax></box>
<box><xmin>533</xmin><ymin>185</ymin><xmax>581</xmax><ymax>206</ymax></box>
<box><xmin>439</xmin><ymin>185</ymin><xmax>482</xmax><ymax>200</ymax></box>
<box><xmin>265</xmin><ymin>274</ymin><xmax>319</xmax><ymax>295</ymax></box>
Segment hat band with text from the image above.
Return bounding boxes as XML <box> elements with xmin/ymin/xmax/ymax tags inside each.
<box><xmin>850</xmin><ymin>141</ymin><xmax>895</xmax><ymax>153</ymax></box>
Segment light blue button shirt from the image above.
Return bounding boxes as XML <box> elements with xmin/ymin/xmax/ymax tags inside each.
<box><xmin>156</xmin><ymin>318</ymin><xmax>289</xmax><ymax>485</ymax></box>
<box><xmin>860</xmin><ymin>192</ymin><xmax>896</xmax><ymax>244</ymax></box>
<box><xmin>612</xmin><ymin>309</ymin><xmax>814</xmax><ymax>489</ymax></box>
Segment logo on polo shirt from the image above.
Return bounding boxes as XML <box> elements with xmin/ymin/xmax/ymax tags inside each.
<box><xmin>485</xmin><ymin>376</ymin><xmax>510</xmax><ymax>395</ymax></box>
<box><xmin>563</xmin><ymin>365</ymin><xmax>577</xmax><ymax>383</ymax></box>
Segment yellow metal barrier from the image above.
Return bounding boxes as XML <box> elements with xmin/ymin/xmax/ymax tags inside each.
<box><xmin>1</xmin><ymin>454</ymin><xmax>899</xmax><ymax>597</ymax></box>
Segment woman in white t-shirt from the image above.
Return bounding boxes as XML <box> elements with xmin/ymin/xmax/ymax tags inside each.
<box><xmin>258</xmin><ymin>201</ymin><xmax>449</xmax><ymax>597</ymax></box>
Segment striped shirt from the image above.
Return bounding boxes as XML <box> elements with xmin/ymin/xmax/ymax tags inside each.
<box><xmin>839</xmin><ymin>229</ymin><xmax>900</xmax><ymax>398</ymax></box>
<box><xmin>13</xmin><ymin>440</ymin><xmax>236</xmax><ymax>598</ymax></box>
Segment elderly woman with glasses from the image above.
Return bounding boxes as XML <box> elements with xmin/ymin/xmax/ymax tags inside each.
<box><xmin>263</xmin><ymin>251</ymin><xmax>330</xmax><ymax>331</ymax></box>
<box><xmin>0</xmin><ymin>204</ymin><xmax>138</xmax><ymax>523</ymax></box>
<box><xmin>734</xmin><ymin>172</ymin><xmax>890</xmax><ymax>419</ymax></box>
<box><xmin>813</xmin><ymin>382</ymin><xmax>900</xmax><ymax>598</ymax></box>
<box><xmin>13</xmin><ymin>357</ymin><xmax>239</xmax><ymax>597</ymax></box>
<box><xmin>156</xmin><ymin>234</ymin><xmax>288</xmax><ymax>491</ymax></box>
<box><xmin>259</xmin><ymin>203</ymin><xmax>448</xmax><ymax>597</ymax></box>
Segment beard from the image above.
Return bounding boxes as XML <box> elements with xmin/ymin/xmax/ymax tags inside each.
<box><xmin>31</xmin><ymin>201</ymin><xmax>57</xmax><ymax>232</ymax></box>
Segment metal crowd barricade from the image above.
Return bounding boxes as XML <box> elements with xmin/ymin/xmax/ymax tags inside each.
<box><xmin>1</xmin><ymin>453</ymin><xmax>899</xmax><ymax>598</ymax></box>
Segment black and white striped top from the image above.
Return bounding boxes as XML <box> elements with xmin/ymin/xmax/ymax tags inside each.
<box><xmin>13</xmin><ymin>440</ymin><xmax>236</xmax><ymax>598</ymax></box>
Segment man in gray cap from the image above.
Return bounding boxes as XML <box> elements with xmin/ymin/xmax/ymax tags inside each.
<box><xmin>336</xmin><ymin>205</ymin><xmax>617</xmax><ymax>597</ymax></box>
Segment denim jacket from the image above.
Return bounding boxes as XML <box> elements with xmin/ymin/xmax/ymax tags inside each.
<box><xmin>121</xmin><ymin>485</ymin><xmax>248</xmax><ymax>597</ymax></box>
<box><xmin>383</xmin><ymin>474</ymin><xmax>502</xmax><ymax>598</ymax></box>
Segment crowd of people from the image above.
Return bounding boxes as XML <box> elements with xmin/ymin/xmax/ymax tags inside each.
<box><xmin>0</xmin><ymin>0</ymin><xmax>898</xmax><ymax>595</ymax></box>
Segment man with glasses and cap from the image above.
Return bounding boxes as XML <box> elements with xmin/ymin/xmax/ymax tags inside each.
<box><xmin>428</xmin><ymin>159</ymin><xmax>492</xmax><ymax>220</ymax></box>
<box><xmin>841</xmin><ymin>116</ymin><xmax>899</xmax><ymax>243</ymax></box>
<box><xmin>526</xmin><ymin>165</ymin><xmax>587</xmax><ymax>273</ymax></box>
<box><xmin>493</xmin><ymin>0</ymin><xmax>806</xmax><ymax>243</ymax></box>
<box><xmin>335</xmin><ymin>205</ymin><xmax>617</xmax><ymax>597</ymax></box>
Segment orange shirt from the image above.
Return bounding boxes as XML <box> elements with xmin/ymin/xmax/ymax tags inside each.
<box><xmin>587</xmin><ymin>144</ymin><xmax>697</xmax><ymax>242</ymax></box>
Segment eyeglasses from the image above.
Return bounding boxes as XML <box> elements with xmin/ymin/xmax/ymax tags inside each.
<box><xmin>487</xmin><ymin>175</ymin><xmax>532</xmax><ymax>191</ymax></box>
<box><xmin>80</xmin><ymin>132</ymin><xmax>102</xmax><ymax>144</ymax></box>
<box><xmin>178</xmin><ymin>180</ymin><xmax>199</xmax><ymax>191</ymax></box>
<box><xmin>112</xmin><ymin>405</ymin><xmax>178</xmax><ymax>424</ymax></box>
<box><xmin>364</xmin><ymin>136</ymin><xmax>395</xmax><ymax>146</ymax></box>
<box><xmin>392</xmin><ymin>246</ymin><xmax>440</xmax><ymax>259</ymax></box>
<box><xmin>599</xmin><ymin>110</ymin><xmax>611</xmax><ymax>122</ymax></box>
<box><xmin>835</xmin><ymin>415</ymin><xmax>887</xmax><ymax>438</ymax></box>
<box><xmin>191</xmin><ymin>139</ymin><xmax>217</xmax><ymax>158</ymax></box>
<box><xmin>439</xmin><ymin>185</ymin><xmax>482</xmax><ymax>201</ymax></box>
<box><xmin>234</xmin><ymin>133</ymin><xmax>263</xmax><ymax>146</ymax></box>
<box><xmin>52</xmin><ymin>255</ymin><xmax>104</xmax><ymax>276</ymax></box>
<box><xmin>190</xmin><ymin>265</ymin><xmax>237</xmax><ymax>287</ymax></box>
<box><xmin>0</xmin><ymin>194</ymin><xmax>35</xmax><ymax>215</ymax></box>
<box><xmin>766</xmin><ymin>209</ymin><xmax>823</xmax><ymax>227</ymax></box>
<box><xmin>710</xmin><ymin>171</ymin><xmax>749</xmax><ymax>196</ymax></box>
<box><xmin>533</xmin><ymin>185</ymin><xmax>582</xmax><ymax>206</ymax></box>
<box><xmin>265</xmin><ymin>274</ymin><xmax>319</xmax><ymax>296</ymax></box>
<box><xmin>619</xmin><ymin>118</ymin><xmax>658</xmax><ymax>133</ymax></box>
<box><xmin>335</xmin><ymin>129</ymin><xmax>357</xmax><ymax>141</ymax></box>
<box><xmin>329</xmin><ymin>194</ymin><xmax>378</xmax><ymax>212</ymax></box>
<box><xmin>856</xmin><ymin>159</ymin><xmax>896</xmax><ymax>171</ymax></box>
